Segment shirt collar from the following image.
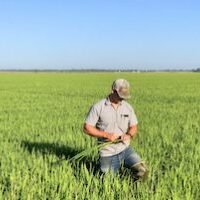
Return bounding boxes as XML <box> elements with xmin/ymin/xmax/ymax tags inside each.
<box><xmin>105</xmin><ymin>96</ymin><xmax>124</xmax><ymax>106</ymax></box>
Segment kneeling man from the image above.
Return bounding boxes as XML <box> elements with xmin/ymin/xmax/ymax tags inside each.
<box><xmin>83</xmin><ymin>79</ymin><xmax>148</xmax><ymax>180</ymax></box>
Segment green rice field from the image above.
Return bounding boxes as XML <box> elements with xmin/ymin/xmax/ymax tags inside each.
<box><xmin>0</xmin><ymin>72</ymin><xmax>200</xmax><ymax>199</ymax></box>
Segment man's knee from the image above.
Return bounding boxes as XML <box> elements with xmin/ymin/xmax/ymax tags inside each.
<box><xmin>99</xmin><ymin>155</ymin><xmax>120</xmax><ymax>174</ymax></box>
<box><xmin>100</xmin><ymin>165</ymin><xmax>119</xmax><ymax>174</ymax></box>
<box><xmin>99</xmin><ymin>156</ymin><xmax>111</xmax><ymax>173</ymax></box>
<box><xmin>131</xmin><ymin>161</ymin><xmax>149</xmax><ymax>180</ymax></box>
<box><xmin>100</xmin><ymin>166</ymin><xmax>110</xmax><ymax>173</ymax></box>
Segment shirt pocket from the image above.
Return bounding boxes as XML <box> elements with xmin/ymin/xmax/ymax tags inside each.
<box><xmin>118</xmin><ymin>114</ymin><xmax>130</xmax><ymax>133</ymax></box>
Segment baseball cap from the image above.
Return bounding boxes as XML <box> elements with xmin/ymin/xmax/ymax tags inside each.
<box><xmin>112</xmin><ymin>79</ymin><xmax>131</xmax><ymax>99</ymax></box>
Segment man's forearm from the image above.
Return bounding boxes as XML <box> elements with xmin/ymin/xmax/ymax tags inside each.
<box><xmin>83</xmin><ymin>123</ymin><xmax>109</xmax><ymax>139</ymax></box>
<box><xmin>127</xmin><ymin>125</ymin><xmax>137</xmax><ymax>138</ymax></box>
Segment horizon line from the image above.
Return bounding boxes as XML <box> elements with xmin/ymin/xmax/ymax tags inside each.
<box><xmin>0</xmin><ymin>68</ymin><xmax>200</xmax><ymax>72</ymax></box>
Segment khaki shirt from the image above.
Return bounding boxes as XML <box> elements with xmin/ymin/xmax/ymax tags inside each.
<box><xmin>84</xmin><ymin>96</ymin><xmax>138</xmax><ymax>157</ymax></box>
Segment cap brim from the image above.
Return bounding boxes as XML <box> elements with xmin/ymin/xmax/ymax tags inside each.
<box><xmin>121</xmin><ymin>95</ymin><xmax>131</xmax><ymax>99</ymax></box>
<box><xmin>117</xmin><ymin>92</ymin><xmax>131</xmax><ymax>99</ymax></box>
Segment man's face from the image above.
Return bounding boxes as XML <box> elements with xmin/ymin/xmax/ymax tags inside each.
<box><xmin>112</xmin><ymin>90</ymin><xmax>124</xmax><ymax>103</ymax></box>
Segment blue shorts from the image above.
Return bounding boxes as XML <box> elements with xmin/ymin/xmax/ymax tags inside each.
<box><xmin>98</xmin><ymin>146</ymin><xmax>142</xmax><ymax>173</ymax></box>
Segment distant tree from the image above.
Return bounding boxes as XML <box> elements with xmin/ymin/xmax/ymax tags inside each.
<box><xmin>194</xmin><ymin>68</ymin><xmax>200</xmax><ymax>72</ymax></box>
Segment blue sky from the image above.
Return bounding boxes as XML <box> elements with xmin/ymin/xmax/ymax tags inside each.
<box><xmin>0</xmin><ymin>0</ymin><xmax>200</xmax><ymax>70</ymax></box>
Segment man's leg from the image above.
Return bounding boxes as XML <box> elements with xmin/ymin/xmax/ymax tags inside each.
<box><xmin>124</xmin><ymin>146</ymin><xmax>148</xmax><ymax>180</ymax></box>
<box><xmin>99</xmin><ymin>154</ymin><xmax>121</xmax><ymax>174</ymax></box>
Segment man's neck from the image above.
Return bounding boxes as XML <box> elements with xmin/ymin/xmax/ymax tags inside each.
<box><xmin>108</xmin><ymin>94</ymin><xmax>122</xmax><ymax>106</ymax></box>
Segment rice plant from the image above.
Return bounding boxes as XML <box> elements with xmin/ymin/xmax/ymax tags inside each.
<box><xmin>0</xmin><ymin>72</ymin><xmax>199</xmax><ymax>199</ymax></box>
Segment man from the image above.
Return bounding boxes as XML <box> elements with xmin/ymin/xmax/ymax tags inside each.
<box><xmin>83</xmin><ymin>79</ymin><xmax>148</xmax><ymax>180</ymax></box>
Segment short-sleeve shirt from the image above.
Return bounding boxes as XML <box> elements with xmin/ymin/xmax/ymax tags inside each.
<box><xmin>84</xmin><ymin>96</ymin><xmax>138</xmax><ymax>157</ymax></box>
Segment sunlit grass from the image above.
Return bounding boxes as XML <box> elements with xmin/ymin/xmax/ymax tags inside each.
<box><xmin>0</xmin><ymin>72</ymin><xmax>199</xmax><ymax>199</ymax></box>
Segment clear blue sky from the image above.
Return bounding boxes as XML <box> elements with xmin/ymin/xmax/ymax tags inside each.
<box><xmin>0</xmin><ymin>0</ymin><xmax>200</xmax><ymax>70</ymax></box>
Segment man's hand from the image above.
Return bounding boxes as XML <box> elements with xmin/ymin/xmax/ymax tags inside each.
<box><xmin>83</xmin><ymin>123</ymin><xmax>120</xmax><ymax>142</ymax></box>
<box><xmin>120</xmin><ymin>133</ymin><xmax>131</xmax><ymax>141</ymax></box>
<box><xmin>106</xmin><ymin>132</ymin><xmax>120</xmax><ymax>142</ymax></box>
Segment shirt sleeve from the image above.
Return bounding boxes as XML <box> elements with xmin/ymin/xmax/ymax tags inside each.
<box><xmin>84</xmin><ymin>104</ymin><xmax>100</xmax><ymax>126</ymax></box>
<box><xmin>129</xmin><ymin>106</ymin><xmax>138</xmax><ymax>127</ymax></box>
